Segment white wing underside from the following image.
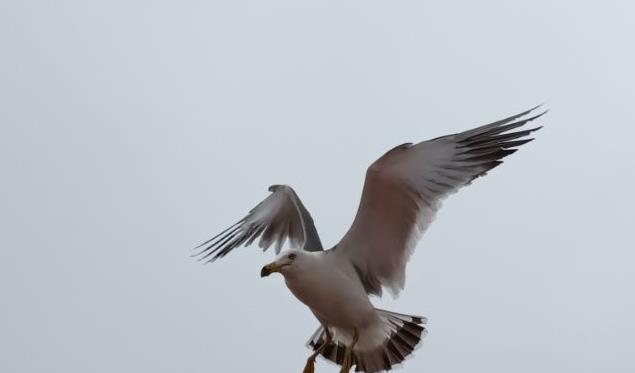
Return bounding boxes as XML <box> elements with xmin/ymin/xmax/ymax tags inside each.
<box><xmin>336</xmin><ymin>107</ymin><xmax>545</xmax><ymax>297</ymax></box>
<box><xmin>194</xmin><ymin>185</ymin><xmax>323</xmax><ymax>262</ymax></box>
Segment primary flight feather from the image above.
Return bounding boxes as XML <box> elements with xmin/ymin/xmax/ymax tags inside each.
<box><xmin>194</xmin><ymin>107</ymin><xmax>546</xmax><ymax>373</ymax></box>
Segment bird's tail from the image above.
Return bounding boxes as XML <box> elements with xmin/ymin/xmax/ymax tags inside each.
<box><xmin>306</xmin><ymin>308</ymin><xmax>427</xmax><ymax>372</ymax></box>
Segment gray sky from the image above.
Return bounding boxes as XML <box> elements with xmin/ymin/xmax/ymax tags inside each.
<box><xmin>1</xmin><ymin>1</ymin><xmax>634</xmax><ymax>372</ymax></box>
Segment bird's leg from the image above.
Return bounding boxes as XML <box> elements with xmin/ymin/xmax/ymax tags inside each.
<box><xmin>339</xmin><ymin>328</ymin><xmax>359</xmax><ymax>373</ymax></box>
<box><xmin>303</xmin><ymin>326</ymin><xmax>332</xmax><ymax>373</ymax></box>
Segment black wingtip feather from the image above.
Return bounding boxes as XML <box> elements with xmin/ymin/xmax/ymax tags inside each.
<box><xmin>454</xmin><ymin>108</ymin><xmax>545</xmax><ymax>184</ymax></box>
<box><xmin>193</xmin><ymin>219</ymin><xmax>244</xmax><ymax>250</ymax></box>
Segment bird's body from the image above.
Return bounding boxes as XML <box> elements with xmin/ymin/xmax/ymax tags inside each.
<box><xmin>284</xmin><ymin>251</ymin><xmax>376</xmax><ymax>330</ymax></box>
<box><xmin>194</xmin><ymin>107</ymin><xmax>546</xmax><ymax>372</ymax></box>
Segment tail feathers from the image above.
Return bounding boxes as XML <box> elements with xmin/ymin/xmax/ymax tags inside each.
<box><xmin>306</xmin><ymin>309</ymin><xmax>427</xmax><ymax>373</ymax></box>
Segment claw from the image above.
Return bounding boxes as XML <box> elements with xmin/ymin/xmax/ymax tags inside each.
<box><xmin>302</xmin><ymin>356</ymin><xmax>316</xmax><ymax>373</ymax></box>
<box><xmin>339</xmin><ymin>352</ymin><xmax>352</xmax><ymax>373</ymax></box>
<box><xmin>338</xmin><ymin>360</ymin><xmax>350</xmax><ymax>373</ymax></box>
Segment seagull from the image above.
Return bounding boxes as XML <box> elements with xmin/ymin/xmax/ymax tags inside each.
<box><xmin>194</xmin><ymin>107</ymin><xmax>546</xmax><ymax>373</ymax></box>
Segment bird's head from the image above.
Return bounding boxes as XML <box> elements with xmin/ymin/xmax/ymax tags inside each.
<box><xmin>260</xmin><ymin>249</ymin><xmax>306</xmax><ymax>278</ymax></box>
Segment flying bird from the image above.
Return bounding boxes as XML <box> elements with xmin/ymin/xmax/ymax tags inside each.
<box><xmin>194</xmin><ymin>107</ymin><xmax>546</xmax><ymax>373</ymax></box>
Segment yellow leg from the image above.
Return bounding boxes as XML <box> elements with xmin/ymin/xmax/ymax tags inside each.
<box><xmin>303</xmin><ymin>327</ymin><xmax>332</xmax><ymax>373</ymax></box>
<box><xmin>339</xmin><ymin>328</ymin><xmax>359</xmax><ymax>373</ymax></box>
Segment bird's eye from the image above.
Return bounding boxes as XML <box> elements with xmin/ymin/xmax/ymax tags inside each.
<box><xmin>288</xmin><ymin>253</ymin><xmax>297</xmax><ymax>260</ymax></box>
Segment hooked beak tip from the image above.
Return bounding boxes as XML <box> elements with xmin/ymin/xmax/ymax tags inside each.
<box><xmin>260</xmin><ymin>266</ymin><xmax>271</xmax><ymax>278</ymax></box>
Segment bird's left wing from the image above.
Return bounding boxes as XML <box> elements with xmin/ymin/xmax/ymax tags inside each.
<box><xmin>336</xmin><ymin>107</ymin><xmax>546</xmax><ymax>297</ymax></box>
<box><xmin>193</xmin><ymin>185</ymin><xmax>323</xmax><ymax>262</ymax></box>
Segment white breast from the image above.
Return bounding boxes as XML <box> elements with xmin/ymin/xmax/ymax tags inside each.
<box><xmin>284</xmin><ymin>252</ymin><xmax>377</xmax><ymax>329</ymax></box>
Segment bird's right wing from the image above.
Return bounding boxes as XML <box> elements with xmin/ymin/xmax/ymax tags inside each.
<box><xmin>336</xmin><ymin>107</ymin><xmax>546</xmax><ymax>297</ymax></box>
<box><xmin>193</xmin><ymin>185</ymin><xmax>323</xmax><ymax>262</ymax></box>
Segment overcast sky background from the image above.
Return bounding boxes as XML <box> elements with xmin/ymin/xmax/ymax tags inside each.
<box><xmin>1</xmin><ymin>1</ymin><xmax>634</xmax><ymax>372</ymax></box>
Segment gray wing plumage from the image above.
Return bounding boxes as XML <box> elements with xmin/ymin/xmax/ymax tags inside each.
<box><xmin>193</xmin><ymin>185</ymin><xmax>323</xmax><ymax>262</ymax></box>
<box><xmin>337</xmin><ymin>106</ymin><xmax>546</xmax><ymax>296</ymax></box>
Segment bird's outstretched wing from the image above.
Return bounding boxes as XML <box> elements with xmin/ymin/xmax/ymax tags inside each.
<box><xmin>337</xmin><ymin>106</ymin><xmax>546</xmax><ymax>296</ymax></box>
<box><xmin>193</xmin><ymin>185</ymin><xmax>323</xmax><ymax>262</ymax></box>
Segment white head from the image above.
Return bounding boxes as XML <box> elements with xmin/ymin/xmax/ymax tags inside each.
<box><xmin>260</xmin><ymin>249</ymin><xmax>309</xmax><ymax>278</ymax></box>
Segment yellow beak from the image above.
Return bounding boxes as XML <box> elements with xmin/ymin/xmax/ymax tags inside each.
<box><xmin>260</xmin><ymin>261</ymin><xmax>286</xmax><ymax>277</ymax></box>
